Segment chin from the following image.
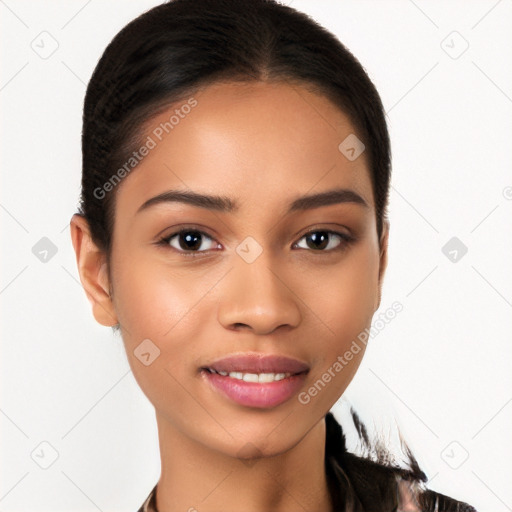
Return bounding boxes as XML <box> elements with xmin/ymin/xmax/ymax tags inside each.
<box><xmin>220</xmin><ymin>421</ymin><xmax>307</xmax><ymax>459</ymax></box>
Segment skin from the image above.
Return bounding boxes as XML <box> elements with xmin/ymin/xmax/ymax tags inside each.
<box><xmin>70</xmin><ymin>80</ymin><xmax>390</xmax><ymax>512</ymax></box>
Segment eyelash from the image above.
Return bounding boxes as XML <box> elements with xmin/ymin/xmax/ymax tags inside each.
<box><xmin>156</xmin><ymin>226</ymin><xmax>356</xmax><ymax>257</ymax></box>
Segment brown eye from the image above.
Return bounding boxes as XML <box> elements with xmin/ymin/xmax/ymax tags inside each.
<box><xmin>159</xmin><ymin>229</ymin><xmax>218</xmax><ymax>253</ymax></box>
<box><xmin>294</xmin><ymin>230</ymin><xmax>352</xmax><ymax>252</ymax></box>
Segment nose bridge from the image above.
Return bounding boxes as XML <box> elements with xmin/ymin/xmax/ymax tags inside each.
<box><xmin>217</xmin><ymin>237</ymin><xmax>301</xmax><ymax>333</ymax></box>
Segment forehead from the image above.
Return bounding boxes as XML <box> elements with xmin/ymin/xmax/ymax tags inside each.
<box><xmin>114</xmin><ymin>80</ymin><xmax>373</xmax><ymax>218</ymax></box>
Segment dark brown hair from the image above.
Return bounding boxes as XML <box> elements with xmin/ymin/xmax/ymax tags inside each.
<box><xmin>77</xmin><ymin>3</ymin><xmax>480</xmax><ymax>510</ymax></box>
<box><xmin>77</xmin><ymin>0</ymin><xmax>391</xmax><ymax>263</ymax></box>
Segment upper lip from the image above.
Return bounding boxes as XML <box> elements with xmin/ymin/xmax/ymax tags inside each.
<box><xmin>202</xmin><ymin>353</ymin><xmax>310</xmax><ymax>375</ymax></box>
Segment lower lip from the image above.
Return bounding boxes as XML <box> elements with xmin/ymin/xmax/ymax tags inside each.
<box><xmin>201</xmin><ymin>370</ymin><xmax>308</xmax><ymax>409</ymax></box>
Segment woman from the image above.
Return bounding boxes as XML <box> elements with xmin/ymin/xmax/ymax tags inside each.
<box><xmin>70</xmin><ymin>0</ymin><xmax>477</xmax><ymax>510</ymax></box>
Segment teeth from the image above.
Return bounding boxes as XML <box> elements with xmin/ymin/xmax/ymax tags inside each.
<box><xmin>208</xmin><ymin>369</ymin><xmax>292</xmax><ymax>382</ymax></box>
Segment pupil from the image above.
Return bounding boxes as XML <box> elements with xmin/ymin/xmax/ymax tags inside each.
<box><xmin>177</xmin><ymin>231</ymin><xmax>330</xmax><ymax>251</ymax></box>
<box><xmin>308</xmin><ymin>231</ymin><xmax>328</xmax><ymax>250</ymax></box>
<box><xmin>180</xmin><ymin>231</ymin><xmax>201</xmax><ymax>251</ymax></box>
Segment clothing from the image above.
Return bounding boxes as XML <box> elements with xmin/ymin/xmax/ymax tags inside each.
<box><xmin>136</xmin><ymin>412</ymin><xmax>477</xmax><ymax>512</ymax></box>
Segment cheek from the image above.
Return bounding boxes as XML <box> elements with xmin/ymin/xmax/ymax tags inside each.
<box><xmin>111</xmin><ymin>257</ymin><xmax>202</xmax><ymax>408</ymax></box>
<box><xmin>113</xmin><ymin>254</ymin><xmax>204</xmax><ymax>339</ymax></box>
<box><xmin>302</xmin><ymin>245</ymin><xmax>379</xmax><ymax>398</ymax></box>
<box><xmin>111</xmin><ymin>254</ymin><xmax>223</xmax><ymax>379</ymax></box>
<box><xmin>304</xmin><ymin>245</ymin><xmax>379</xmax><ymax>342</ymax></box>
<box><xmin>110</xmin><ymin>239</ymin><xmax>379</xmax><ymax>414</ymax></box>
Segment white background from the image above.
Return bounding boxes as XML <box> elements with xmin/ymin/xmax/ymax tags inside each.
<box><xmin>1</xmin><ymin>1</ymin><xmax>511</xmax><ymax>510</ymax></box>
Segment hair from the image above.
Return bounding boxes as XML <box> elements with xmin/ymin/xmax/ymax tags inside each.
<box><xmin>77</xmin><ymin>0</ymin><xmax>391</xmax><ymax>291</ymax></box>
<box><xmin>325</xmin><ymin>410</ymin><xmax>426</xmax><ymax>511</ymax></box>
<box><xmin>74</xmin><ymin>6</ymin><xmax>482</xmax><ymax>510</ymax></box>
<box><xmin>74</xmin><ymin>3</ymin><xmax>481</xmax><ymax>510</ymax></box>
<box><xmin>77</xmin><ymin>1</ymin><xmax>393</xmax><ymax>505</ymax></box>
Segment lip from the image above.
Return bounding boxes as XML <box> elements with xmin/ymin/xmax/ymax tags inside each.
<box><xmin>201</xmin><ymin>370</ymin><xmax>308</xmax><ymax>408</ymax></box>
<box><xmin>200</xmin><ymin>353</ymin><xmax>310</xmax><ymax>374</ymax></box>
<box><xmin>199</xmin><ymin>353</ymin><xmax>310</xmax><ymax>409</ymax></box>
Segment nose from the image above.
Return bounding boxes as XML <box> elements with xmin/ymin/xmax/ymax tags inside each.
<box><xmin>217</xmin><ymin>251</ymin><xmax>301</xmax><ymax>335</ymax></box>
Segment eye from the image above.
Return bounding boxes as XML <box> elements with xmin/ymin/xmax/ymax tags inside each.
<box><xmin>294</xmin><ymin>230</ymin><xmax>354</xmax><ymax>252</ymax></box>
<box><xmin>157</xmin><ymin>228</ymin><xmax>219</xmax><ymax>255</ymax></box>
<box><xmin>156</xmin><ymin>227</ymin><xmax>355</xmax><ymax>257</ymax></box>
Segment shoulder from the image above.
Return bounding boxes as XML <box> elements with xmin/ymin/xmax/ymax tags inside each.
<box><xmin>342</xmin><ymin>451</ymin><xmax>478</xmax><ymax>512</ymax></box>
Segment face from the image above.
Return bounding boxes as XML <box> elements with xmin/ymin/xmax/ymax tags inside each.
<box><xmin>71</xmin><ymin>80</ymin><xmax>388</xmax><ymax>459</ymax></box>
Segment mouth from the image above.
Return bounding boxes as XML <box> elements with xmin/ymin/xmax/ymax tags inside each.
<box><xmin>200</xmin><ymin>353</ymin><xmax>310</xmax><ymax>375</ymax></box>
<box><xmin>199</xmin><ymin>353</ymin><xmax>310</xmax><ymax>408</ymax></box>
<box><xmin>201</xmin><ymin>367</ymin><xmax>308</xmax><ymax>383</ymax></box>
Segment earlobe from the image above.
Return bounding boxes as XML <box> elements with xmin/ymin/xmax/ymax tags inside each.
<box><xmin>69</xmin><ymin>214</ymin><xmax>118</xmax><ymax>327</ymax></box>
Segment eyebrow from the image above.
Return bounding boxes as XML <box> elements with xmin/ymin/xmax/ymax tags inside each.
<box><xmin>136</xmin><ymin>187</ymin><xmax>369</xmax><ymax>215</ymax></box>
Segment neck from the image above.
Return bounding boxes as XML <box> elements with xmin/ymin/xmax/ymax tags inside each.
<box><xmin>154</xmin><ymin>413</ymin><xmax>333</xmax><ymax>512</ymax></box>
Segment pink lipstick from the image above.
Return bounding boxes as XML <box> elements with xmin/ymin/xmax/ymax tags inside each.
<box><xmin>200</xmin><ymin>353</ymin><xmax>309</xmax><ymax>408</ymax></box>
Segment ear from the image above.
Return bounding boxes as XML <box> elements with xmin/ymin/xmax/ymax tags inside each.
<box><xmin>375</xmin><ymin>219</ymin><xmax>390</xmax><ymax>312</ymax></box>
<box><xmin>69</xmin><ymin>214</ymin><xmax>118</xmax><ymax>327</ymax></box>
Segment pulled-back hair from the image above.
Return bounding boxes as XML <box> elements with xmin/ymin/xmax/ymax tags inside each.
<box><xmin>78</xmin><ymin>0</ymin><xmax>391</xmax><ymax>261</ymax></box>
<box><xmin>78</xmin><ymin>3</ymin><xmax>479</xmax><ymax>510</ymax></box>
<box><xmin>79</xmin><ymin>2</ymin><xmax>393</xmax><ymax>503</ymax></box>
